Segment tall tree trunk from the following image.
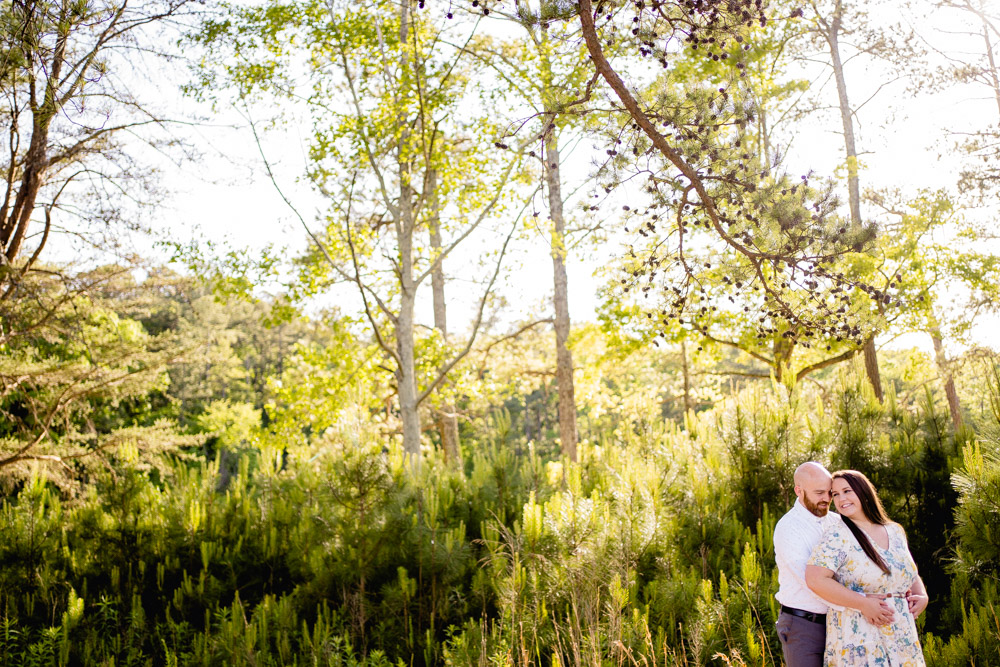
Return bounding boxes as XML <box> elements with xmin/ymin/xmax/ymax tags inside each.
<box><xmin>544</xmin><ymin>134</ymin><xmax>578</xmax><ymax>462</ymax></box>
<box><xmin>827</xmin><ymin>12</ymin><xmax>862</xmax><ymax>229</ymax></box>
<box><xmin>427</xmin><ymin>169</ymin><xmax>462</xmax><ymax>467</ymax></box>
<box><xmin>3</xmin><ymin>0</ymin><xmax>67</xmax><ymax>267</ymax></box>
<box><xmin>397</xmin><ymin>253</ymin><xmax>421</xmax><ymax>461</ymax></box>
<box><xmin>396</xmin><ymin>0</ymin><xmax>422</xmax><ymax>463</ymax></box>
<box><xmin>824</xmin><ymin>6</ymin><xmax>884</xmax><ymax>401</ymax></box>
<box><xmin>2</xmin><ymin>125</ymin><xmax>49</xmax><ymax>263</ymax></box>
<box><xmin>772</xmin><ymin>330</ymin><xmax>797</xmax><ymax>384</ymax></box>
<box><xmin>862</xmin><ymin>337</ymin><xmax>884</xmax><ymax>402</ymax></box>
<box><xmin>930</xmin><ymin>323</ymin><xmax>963</xmax><ymax>431</ymax></box>
<box><xmin>540</xmin><ymin>26</ymin><xmax>578</xmax><ymax>462</ymax></box>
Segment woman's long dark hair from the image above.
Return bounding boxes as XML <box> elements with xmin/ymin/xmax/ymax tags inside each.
<box><xmin>833</xmin><ymin>470</ymin><xmax>891</xmax><ymax>575</ymax></box>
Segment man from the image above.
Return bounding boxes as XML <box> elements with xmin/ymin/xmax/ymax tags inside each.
<box><xmin>773</xmin><ymin>462</ymin><xmax>894</xmax><ymax>667</ymax></box>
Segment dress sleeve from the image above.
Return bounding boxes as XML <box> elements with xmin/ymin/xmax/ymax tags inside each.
<box><xmin>893</xmin><ymin>522</ymin><xmax>909</xmax><ymax>547</ymax></box>
<box><xmin>893</xmin><ymin>523</ymin><xmax>920</xmax><ymax>576</ymax></box>
<box><xmin>807</xmin><ymin>525</ymin><xmax>848</xmax><ymax>572</ymax></box>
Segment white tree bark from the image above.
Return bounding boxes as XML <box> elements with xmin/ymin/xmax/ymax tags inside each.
<box><xmin>428</xmin><ymin>169</ymin><xmax>462</xmax><ymax>466</ymax></box>
<box><xmin>544</xmin><ymin>134</ymin><xmax>578</xmax><ymax>462</ymax></box>
<box><xmin>396</xmin><ymin>0</ymin><xmax>423</xmax><ymax>462</ymax></box>
<box><xmin>822</xmin><ymin>2</ymin><xmax>884</xmax><ymax>401</ymax></box>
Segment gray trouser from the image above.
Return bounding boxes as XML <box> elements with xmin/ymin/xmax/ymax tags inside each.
<box><xmin>775</xmin><ymin>611</ymin><xmax>826</xmax><ymax>667</ymax></box>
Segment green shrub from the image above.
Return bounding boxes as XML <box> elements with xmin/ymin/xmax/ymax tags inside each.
<box><xmin>0</xmin><ymin>368</ymin><xmax>995</xmax><ymax>665</ymax></box>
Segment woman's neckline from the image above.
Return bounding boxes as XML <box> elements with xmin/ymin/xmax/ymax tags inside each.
<box><xmin>853</xmin><ymin>520</ymin><xmax>890</xmax><ymax>550</ymax></box>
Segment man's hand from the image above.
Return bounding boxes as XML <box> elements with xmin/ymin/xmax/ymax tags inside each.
<box><xmin>906</xmin><ymin>592</ymin><xmax>928</xmax><ymax>618</ymax></box>
<box><xmin>859</xmin><ymin>596</ymin><xmax>895</xmax><ymax>626</ymax></box>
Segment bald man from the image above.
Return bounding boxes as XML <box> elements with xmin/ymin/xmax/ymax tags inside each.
<box><xmin>774</xmin><ymin>462</ymin><xmax>874</xmax><ymax>666</ymax></box>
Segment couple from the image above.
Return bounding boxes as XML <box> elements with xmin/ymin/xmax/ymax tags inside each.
<box><xmin>774</xmin><ymin>462</ymin><xmax>928</xmax><ymax>666</ymax></box>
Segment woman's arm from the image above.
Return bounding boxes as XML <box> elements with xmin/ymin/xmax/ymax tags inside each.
<box><xmin>892</xmin><ymin>524</ymin><xmax>928</xmax><ymax>618</ymax></box>
<box><xmin>805</xmin><ymin>564</ymin><xmax>895</xmax><ymax>626</ymax></box>
<box><xmin>907</xmin><ymin>576</ymin><xmax>928</xmax><ymax>618</ymax></box>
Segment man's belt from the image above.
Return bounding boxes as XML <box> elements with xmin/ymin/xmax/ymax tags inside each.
<box><xmin>780</xmin><ymin>605</ymin><xmax>826</xmax><ymax>624</ymax></box>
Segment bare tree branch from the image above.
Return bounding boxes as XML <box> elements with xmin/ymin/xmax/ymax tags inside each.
<box><xmin>416</xmin><ymin>208</ymin><xmax>522</xmax><ymax>405</ymax></box>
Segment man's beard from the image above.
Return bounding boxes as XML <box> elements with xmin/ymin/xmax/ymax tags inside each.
<box><xmin>803</xmin><ymin>496</ymin><xmax>830</xmax><ymax>517</ymax></box>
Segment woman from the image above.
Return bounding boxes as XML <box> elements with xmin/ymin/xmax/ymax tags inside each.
<box><xmin>804</xmin><ymin>470</ymin><xmax>929</xmax><ymax>666</ymax></box>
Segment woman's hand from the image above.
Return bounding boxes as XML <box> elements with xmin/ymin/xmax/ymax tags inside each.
<box><xmin>806</xmin><ymin>564</ymin><xmax>895</xmax><ymax>626</ymax></box>
<box><xmin>906</xmin><ymin>593</ymin><xmax>928</xmax><ymax>617</ymax></box>
<box><xmin>859</xmin><ymin>596</ymin><xmax>895</xmax><ymax>626</ymax></box>
<box><xmin>906</xmin><ymin>576</ymin><xmax>929</xmax><ymax>618</ymax></box>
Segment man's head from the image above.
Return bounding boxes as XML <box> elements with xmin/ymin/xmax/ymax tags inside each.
<box><xmin>793</xmin><ymin>462</ymin><xmax>832</xmax><ymax>517</ymax></box>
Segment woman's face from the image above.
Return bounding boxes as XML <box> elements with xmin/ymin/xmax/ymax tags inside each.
<box><xmin>831</xmin><ymin>477</ymin><xmax>863</xmax><ymax>520</ymax></box>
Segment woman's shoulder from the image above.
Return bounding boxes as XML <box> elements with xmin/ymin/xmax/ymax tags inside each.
<box><xmin>887</xmin><ymin>521</ymin><xmax>908</xmax><ymax>539</ymax></box>
<box><xmin>822</xmin><ymin>511</ymin><xmax>846</xmax><ymax>530</ymax></box>
<box><xmin>818</xmin><ymin>516</ymin><xmax>850</xmax><ymax>542</ymax></box>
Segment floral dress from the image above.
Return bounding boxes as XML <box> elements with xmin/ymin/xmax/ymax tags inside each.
<box><xmin>807</xmin><ymin>521</ymin><xmax>925</xmax><ymax>666</ymax></box>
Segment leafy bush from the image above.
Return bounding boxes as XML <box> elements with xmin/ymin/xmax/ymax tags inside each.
<box><xmin>0</xmin><ymin>368</ymin><xmax>997</xmax><ymax>665</ymax></box>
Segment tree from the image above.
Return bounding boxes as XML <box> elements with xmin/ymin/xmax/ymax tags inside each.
<box><xmin>468</xmin><ymin>0</ymin><xmax>607</xmax><ymax>460</ymax></box>
<box><xmin>1</xmin><ymin>0</ymin><xmax>193</xmax><ymax>284</ymax></box>
<box><xmin>114</xmin><ymin>267</ymin><xmax>314</xmax><ymax>426</ymax></box>
<box><xmin>794</xmin><ymin>0</ymin><xmax>929</xmax><ymax>401</ymax></box>
<box><xmin>425</xmin><ymin>169</ymin><xmax>462</xmax><ymax>465</ymax></box>
<box><xmin>0</xmin><ymin>0</ymin><xmax>198</xmax><ymax>482</ymax></box>
<box><xmin>594</xmin><ymin>5</ymin><xmax>881</xmax><ymax>390</ymax></box>
<box><xmin>192</xmin><ymin>0</ymin><xmax>524</xmax><ymax>464</ymax></box>
<box><xmin>0</xmin><ymin>266</ymin><xmax>190</xmax><ymax>487</ymax></box>
<box><xmin>865</xmin><ymin>189</ymin><xmax>1000</xmax><ymax>430</ymax></box>
<box><xmin>543</xmin><ymin>0</ymin><xmax>895</xmax><ymax>395</ymax></box>
<box><xmin>930</xmin><ymin>0</ymin><xmax>1000</xmax><ymax>202</ymax></box>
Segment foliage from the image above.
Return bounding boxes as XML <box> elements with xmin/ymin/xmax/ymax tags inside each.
<box><xmin>0</xmin><ymin>267</ymin><xmax>191</xmax><ymax>491</ymax></box>
<box><xmin>1</xmin><ymin>365</ymin><xmax>997</xmax><ymax>665</ymax></box>
<box><xmin>1</xmin><ymin>0</ymin><xmax>998</xmax><ymax>665</ymax></box>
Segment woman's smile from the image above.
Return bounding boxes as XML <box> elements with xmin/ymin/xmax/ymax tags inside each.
<box><xmin>832</xmin><ymin>478</ymin><xmax>860</xmax><ymax>516</ymax></box>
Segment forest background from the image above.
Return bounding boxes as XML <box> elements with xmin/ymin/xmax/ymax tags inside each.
<box><xmin>1</xmin><ymin>0</ymin><xmax>1000</xmax><ymax>664</ymax></box>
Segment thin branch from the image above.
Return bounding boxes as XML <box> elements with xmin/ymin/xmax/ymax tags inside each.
<box><xmin>852</xmin><ymin>75</ymin><xmax>905</xmax><ymax>115</ymax></box>
<box><xmin>414</xmin><ymin>152</ymin><xmax>523</xmax><ymax>288</ymax></box>
<box><xmin>700</xmin><ymin>332</ymin><xmax>775</xmax><ymax>367</ymax></box>
<box><xmin>478</xmin><ymin>318</ymin><xmax>555</xmax><ymax>366</ymax></box>
<box><xmin>416</xmin><ymin>209</ymin><xmax>522</xmax><ymax>405</ymax></box>
<box><xmin>795</xmin><ymin>346</ymin><xmax>860</xmax><ymax>382</ymax></box>
<box><xmin>344</xmin><ymin>190</ymin><xmax>403</xmax><ymax>366</ymax></box>
<box><xmin>242</xmin><ymin>105</ymin><xmax>400</xmax><ymax>357</ymax></box>
<box><xmin>694</xmin><ymin>369</ymin><xmax>771</xmax><ymax>379</ymax></box>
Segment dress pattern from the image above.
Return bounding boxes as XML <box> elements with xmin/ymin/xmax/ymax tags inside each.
<box><xmin>807</xmin><ymin>521</ymin><xmax>925</xmax><ymax>666</ymax></box>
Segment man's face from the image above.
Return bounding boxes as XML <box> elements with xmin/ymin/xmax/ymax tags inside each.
<box><xmin>797</xmin><ymin>478</ymin><xmax>832</xmax><ymax>517</ymax></box>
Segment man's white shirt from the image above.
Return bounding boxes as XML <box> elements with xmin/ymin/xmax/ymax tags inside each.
<box><xmin>774</xmin><ymin>498</ymin><xmax>843</xmax><ymax>614</ymax></box>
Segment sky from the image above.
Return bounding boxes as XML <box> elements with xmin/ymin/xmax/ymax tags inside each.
<box><xmin>47</xmin><ymin>0</ymin><xmax>1000</xmax><ymax>355</ymax></box>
